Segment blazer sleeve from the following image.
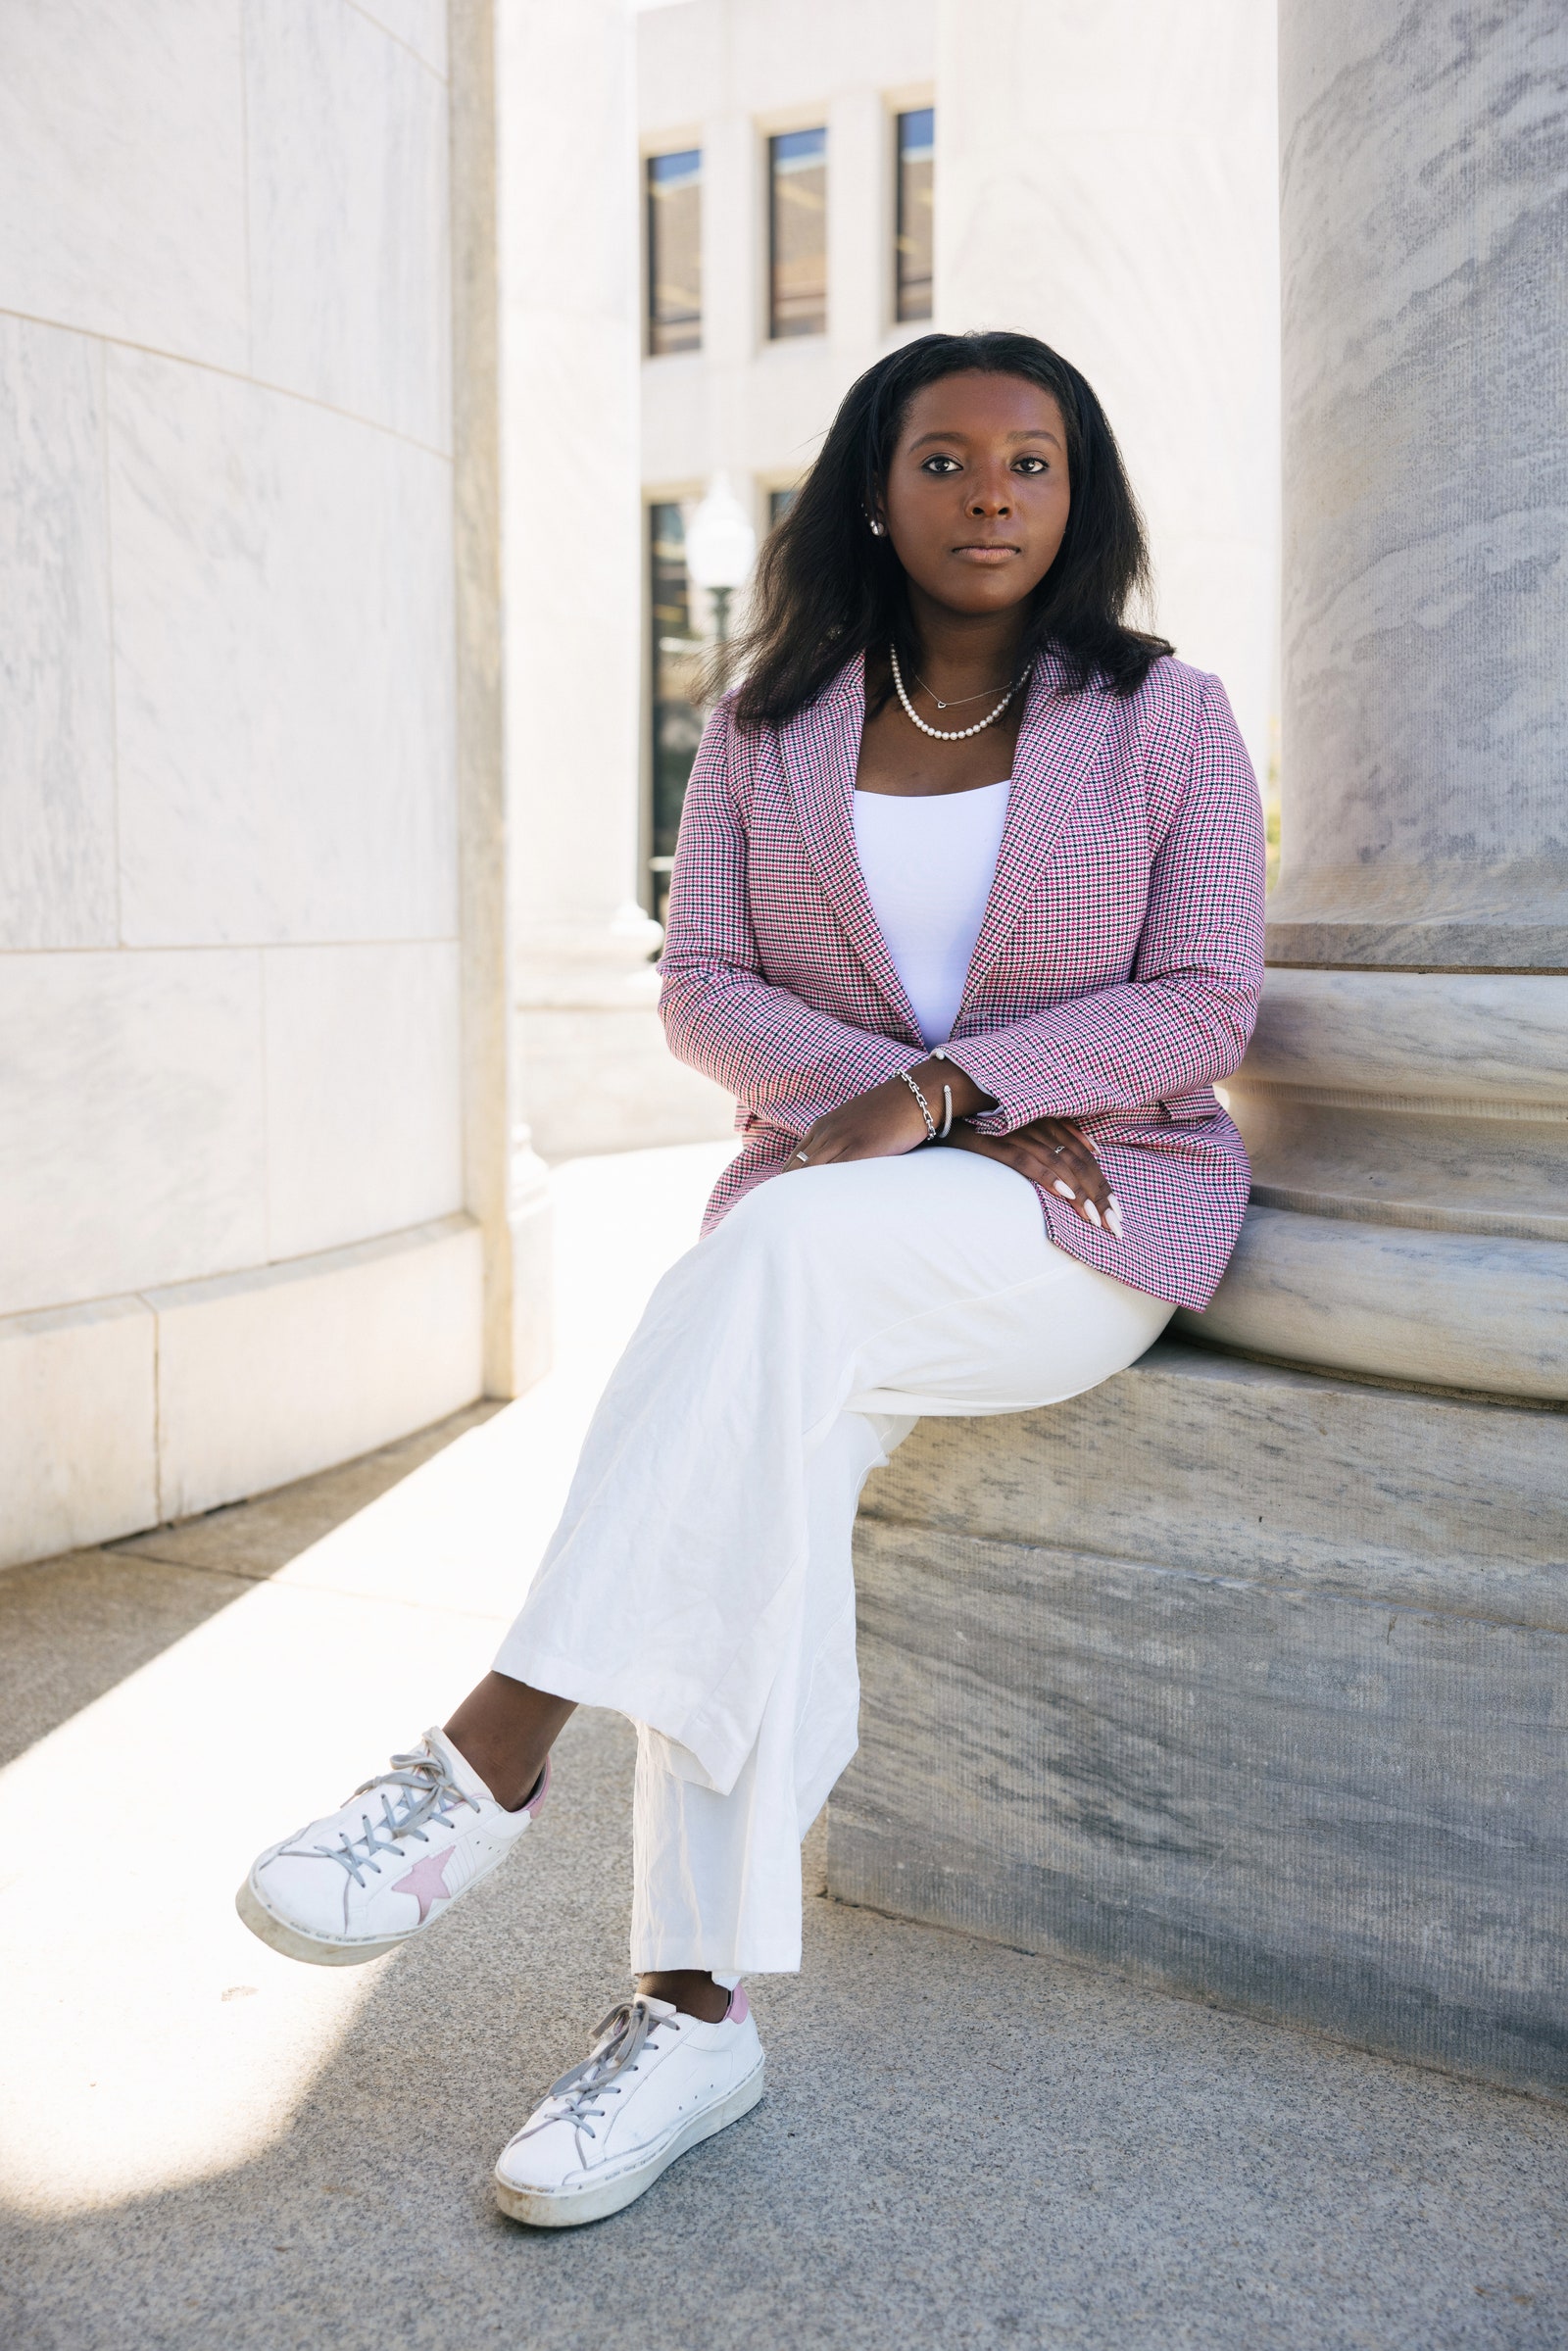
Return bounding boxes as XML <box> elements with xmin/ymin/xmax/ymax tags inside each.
<box><xmin>659</xmin><ymin>702</ymin><xmax>916</xmax><ymax>1134</ymax></box>
<box><xmin>953</xmin><ymin>676</ymin><xmax>1266</xmax><ymax>1132</ymax></box>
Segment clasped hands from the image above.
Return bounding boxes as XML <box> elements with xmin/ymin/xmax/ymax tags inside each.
<box><xmin>781</xmin><ymin>1057</ymin><xmax>1123</xmax><ymax>1238</ymax></box>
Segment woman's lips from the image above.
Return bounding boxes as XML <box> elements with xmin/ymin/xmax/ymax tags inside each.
<box><xmin>952</xmin><ymin>544</ymin><xmax>1020</xmax><ymax>563</ymax></box>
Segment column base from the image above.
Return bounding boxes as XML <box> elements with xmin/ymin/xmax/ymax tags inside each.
<box><xmin>829</xmin><ymin>1341</ymin><xmax>1568</xmax><ymax>2096</ymax></box>
<box><xmin>1180</xmin><ymin>1205</ymin><xmax>1568</xmax><ymax>1400</ymax></box>
<box><xmin>519</xmin><ymin>1005</ymin><xmax>736</xmax><ymax>1160</ymax></box>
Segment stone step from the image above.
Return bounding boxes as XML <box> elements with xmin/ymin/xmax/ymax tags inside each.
<box><xmin>829</xmin><ymin>1341</ymin><xmax>1568</xmax><ymax>2096</ymax></box>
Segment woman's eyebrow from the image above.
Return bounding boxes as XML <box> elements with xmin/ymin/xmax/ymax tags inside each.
<box><xmin>906</xmin><ymin>426</ymin><xmax>1064</xmax><ymax>452</ymax></box>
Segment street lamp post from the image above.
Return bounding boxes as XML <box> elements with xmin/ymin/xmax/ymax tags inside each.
<box><xmin>683</xmin><ymin>473</ymin><xmax>757</xmax><ymax>697</ymax></box>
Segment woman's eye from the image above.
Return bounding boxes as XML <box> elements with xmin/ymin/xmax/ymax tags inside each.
<box><xmin>920</xmin><ymin>455</ymin><xmax>961</xmax><ymax>474</ymax></box>
<box><xmin>1013</xmin><ymin>455</ymin><xmax>1048</xmax><ymax>473</ymax></box>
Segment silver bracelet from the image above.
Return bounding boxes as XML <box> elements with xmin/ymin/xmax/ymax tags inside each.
<box><xmin>928</xmin><ymin>1049</ymin><xmax>956</xmax><ymax>1138</ymax></box>
<box><xmin>900</xmin><ymin>1067</ymin><xmax>939</xmax><ymax>1143</ymax></box>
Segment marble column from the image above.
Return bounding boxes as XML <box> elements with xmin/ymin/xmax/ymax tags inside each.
<box><xmin>1186</xmin><ymin>0</ymin><xmax>1568</xmax><ymax>1400</ymax></box>
<box><xmin>829</xmin><ymin>0</ymin><xmax>1568</xmax><ymax>2092</ymax></box>
<box><xmin>451</xmin><ymin>0</ymin><xmax>552</xmax><ymax>1398</ymax></box>
<box><xmin>494</xmin><ymin>0</ymin><xmax>729</xmax><ymax>1160</ymax></box>
<box><xmin>933</xmin><ymin>0</ymin><xmax>1280</xmax><ymax>783</ymax></box>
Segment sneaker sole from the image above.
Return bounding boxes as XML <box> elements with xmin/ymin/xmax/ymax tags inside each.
<box><xmin>235</xmin><ymin>1876</ymin><xmax>412</xmax><ymax>1967</ymax></box>
<box><xmin>493</xmin><ymin>2057</ymin><xmax>765</xmax><ymax>2229</ymax></box>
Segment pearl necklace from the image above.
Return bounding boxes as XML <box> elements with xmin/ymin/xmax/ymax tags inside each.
<box><xmin>889</xmin><ymin>643</ymin><xmax>1024</xmax><ymax>741</ymax></box>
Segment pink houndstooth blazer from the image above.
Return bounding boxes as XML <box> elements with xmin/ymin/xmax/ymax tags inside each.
<box><xmin>659</xmin><ymin>647</ymin><xmax>1265</xmax><ymax>1311</ymax></box>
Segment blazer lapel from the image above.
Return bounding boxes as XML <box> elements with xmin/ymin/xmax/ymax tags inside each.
<box><xmin>775</xmin><ymin>653</ymin><xmax>926</xmax><ymax>1043</ymax></box>
<box><xmin>955</xmin><ymin>652</ymin><xmax>1121</xmax><ymax>1018</ymax></box>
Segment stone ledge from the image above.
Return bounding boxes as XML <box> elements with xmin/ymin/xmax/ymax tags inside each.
<box><xmin>832</xmin><ymin>1343</ymin><xmax>1568</xmax><ymax>2094</ymax></box>
<box><xmin>859</xmin><ymin>1340</ymin><xmax>1568</xmax><ymax>1627</ymax></box>
<box><xmin>0</xmin><ymin>1216</ymin><xmax>484</xmax><ymax>1568</ymax></box>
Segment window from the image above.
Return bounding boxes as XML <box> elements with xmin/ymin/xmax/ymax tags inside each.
<box><xmin>768</xmin><ymin>128</ymin><xmax>827</xmax><ymax>339</ymax></box>
<box><xmin>648</xmin><ymin>503</ymin><xmax>704</xmax><ymax>923</ymax></box>
<box><xmin>768</xmin><ymin>486</ymin><xmax>799</xmax><ymax>529</ymax></box>
<box><xmin>895</xmin><ymin>108</ymin><xmax>934</xmax><ymax>322</ymax></box>
<box><xmin>647</xmin><ymin>149</ymin><xmax>702</xmax><ymax>355</ymax></box>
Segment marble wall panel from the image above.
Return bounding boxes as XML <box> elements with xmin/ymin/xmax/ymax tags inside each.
<box><xmin>0</xmin><ymin>0</ymin><xmax>247</xmax><ymax>368</ymax></box>
<box><xmin>264</xmin><ymin>942</ymin><xmax>463</xmax><ymax>1261</ymax></box>
<box><xmin>0</xmin><ymin>1298</ymin><xmax>157</xmax><ymax>1569</ymax></box>
<box><xmin>108</xmin><ymin>348</ymin><xmax>458</xmax><ymax>948</ymax></box>
<box><xmin>245</xmin><ymin>0</ymin><xmax>451</xmax><ymax>449</ymax></box>
<box><xmin>151</xmin><ymin>1214</ymin><xmax>482</xmax><ymax>1520</ymax></box>
<box><xmin>349</xmin><ymin>0</ymin><xmax>448</xmax><ymax>79</ymax></box>
<box><xmin>0</xmin><ymin>952</ymin><xmax>266</xmax><ymax>1317</ymax></box>
<box><xmin>0</xmin><ymin>317</ymin><xmax>117</xmax><ymax>949</ymax></box>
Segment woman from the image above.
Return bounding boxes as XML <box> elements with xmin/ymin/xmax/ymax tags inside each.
<box><xmin>239</xmin><ymin>331</ymin><xmax>1265</xmax><ymax>2228</ymax></box>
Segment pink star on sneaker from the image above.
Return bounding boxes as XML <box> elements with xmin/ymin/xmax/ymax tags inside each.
<box><xmin>391</xmin><ymin>1844</ymin><xmax>458</xmax><ymax>1924</ymax></box>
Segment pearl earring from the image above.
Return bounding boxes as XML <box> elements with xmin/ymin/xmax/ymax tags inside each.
<box><xmin>869</xmin><ymin>517</ymin><xmax>886</xmax><ymax>537</ymax></box>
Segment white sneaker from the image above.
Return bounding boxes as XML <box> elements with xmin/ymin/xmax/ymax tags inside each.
<box><xmin>236</xmin><ymin>1728</ymin><xmax>547</xmax><ymax>1966</ymax></box>
<box><xmin>494</xmin><ymin>1987</ymin><xmax>764</xmax><ymax>2228</ymax></box>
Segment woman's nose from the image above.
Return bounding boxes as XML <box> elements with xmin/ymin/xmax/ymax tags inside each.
<box><xmin>968</xmin><ymin>483</ymin><xmax>1011</xmax><ymax>516</ymax></box>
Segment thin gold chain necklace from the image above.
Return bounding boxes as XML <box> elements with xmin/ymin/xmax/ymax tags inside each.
<box><xmin>913</xmin><ymin>669</ymin><xmax>1012</xmax><ymax>710</ymax></box>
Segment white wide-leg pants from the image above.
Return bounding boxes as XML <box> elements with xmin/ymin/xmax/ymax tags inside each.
<box><xmin>494</xmin><ymin>1148</ymin><xmax>1173</xmax><ymax>1978</ymax></box>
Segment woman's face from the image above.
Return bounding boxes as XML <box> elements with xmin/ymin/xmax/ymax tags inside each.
<box><xmin>880</xmin><ymin>370</ymin><xmax>1072</xmax><ymax>618</ymax></box>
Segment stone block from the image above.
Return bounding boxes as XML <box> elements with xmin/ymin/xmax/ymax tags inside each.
<box><xmin>245</xmin><ymin>0</ymin><xmax>451</xmax><ymax>448</ymax></box>
<box><xmin>0</xmin><ymin>1297</ymin><xmax>157</xmax><ymax>1570</ymax></box>
<box><xmin>0</xmin><ymin>950</ymin><xmax>266</xmax><ymax>1317</ymax></box>
<box><xmin>352</xmin><ymin>0</ymin><xmax>449</xmax><ymax>78</ymax></box>
<box><xmin>150</xmin><ymin>1214</ymin><xmax>482</xmax><ymax>1522</ymax></box>
<box><xmin>0</xmin><ymin>315</ymin><xmax>117</xmax><ymax>950</ymax></box>
<box><xmin>263</xmin><ymin>942</ymin><xmax>463</xmax><ymax>1260</ymax></box>
<box><xmin>108</xmin><ymin>347</ymin><xmax>457</xmax><ymax>949</ymax></box>
<box><xmin>830</xmin><ymin>1341</ymin><xmax>1568</xmax><ymax>2093</ymax></box>
<box><xmin>0</xmin><ymin>0</ymin><xmax>248</xmax><ymax>367</ymax></box>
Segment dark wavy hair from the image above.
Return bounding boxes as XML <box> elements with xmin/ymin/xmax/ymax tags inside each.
<box><xmin>727</xmin><ymin>330</ymin><xmax>1170</xmax><ymax>729</ymax></box>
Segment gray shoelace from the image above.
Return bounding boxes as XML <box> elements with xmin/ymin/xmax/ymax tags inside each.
<box><xmin>314</xmin><ymin>1746</ymin><xmax>478</xmax><ymax>1886</ymax></box>
<box><xmin>514</xmin><ymin>1997</ymin><xmax>679</xmax><ymax>2147</ymax></box>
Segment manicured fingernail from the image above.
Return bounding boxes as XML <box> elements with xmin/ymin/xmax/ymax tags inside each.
<box><xmin>1053</xmin><ymin>1180</ymin><xmax>1075</xmax><ymax>1199</ymax></box>
<box><xmin>1106</xmin><ymin>1206</ymin><xmax>1124</xmax><ymax>1237</ymax></box>
<box><xmin>1084</xmin><ymin>1200</ymin><xmax>1102</xmax><ymax>1227</ymax></box>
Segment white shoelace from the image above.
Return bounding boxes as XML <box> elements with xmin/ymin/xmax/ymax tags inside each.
<box><xmin>315</xmin><ymin>1746</ymin><xmax>478</xmax><ymax>1886</ymax></box>
<box><xmin>514</xmin><ymin>1997</ymin><xmax>680</xmax><ymax>2147</ymax></box>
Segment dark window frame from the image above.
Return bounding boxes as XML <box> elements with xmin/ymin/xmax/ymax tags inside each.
<box><xmin>646</xmin><ymin>147</ymin><xmax>703</xmax><ymax>358</ymax></box>
<box><xmin>647</xmin><ymin>500</ymin><xmax>705</xmax><ymax>926</ymax></box>
<box><xmin>767</xmin><ymin>126</ymin><xmax>828</xmax><ymax>342</ymax></box>
<box><xmin>895</xmin><ymin>107</ymin><xmax>934</xmax><ymax>324</ymax></box>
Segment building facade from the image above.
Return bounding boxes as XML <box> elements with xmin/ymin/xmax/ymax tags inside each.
<box><xmin>634</xmin><ymin>0</ymin><xmax>1278</xmax><ymax>920</ymax></box>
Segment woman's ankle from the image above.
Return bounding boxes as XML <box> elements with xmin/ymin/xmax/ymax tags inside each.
<box><xmin>637</xmin><ymin>1970</ymin><xmax>731</xmax><ymax>2024</ymax></box>
<box><xmin>442</xmin><ymin>1673</ymin><xmax>574</xmax><ymax>1811</ymax></box>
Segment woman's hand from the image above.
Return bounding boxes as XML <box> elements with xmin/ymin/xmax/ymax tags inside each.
<box><xmin>784</xmin><ymin>1054</ymin><xmax>999</xmax><ymax>1172</ymax></box>
<box><xmin>946</xmin><ymin>1115</ymin><xmax>1124</xmax><ymax>1237</ymax></box>
<box><xmin>782</xmin><ymin>1064</ymin><xmax>1121</xmax><ymax>1240</ymax></box>
<box><xmin>781</xmin><ymin>1072</ymin><xmax>935</xmax><ymax>1170</ymax></box>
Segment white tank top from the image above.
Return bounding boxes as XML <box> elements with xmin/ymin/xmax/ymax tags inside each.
<box><xmin>853</xmin><ymin>779</ymin><xmax>1011</xmax><ymax>1048</ymax></box>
